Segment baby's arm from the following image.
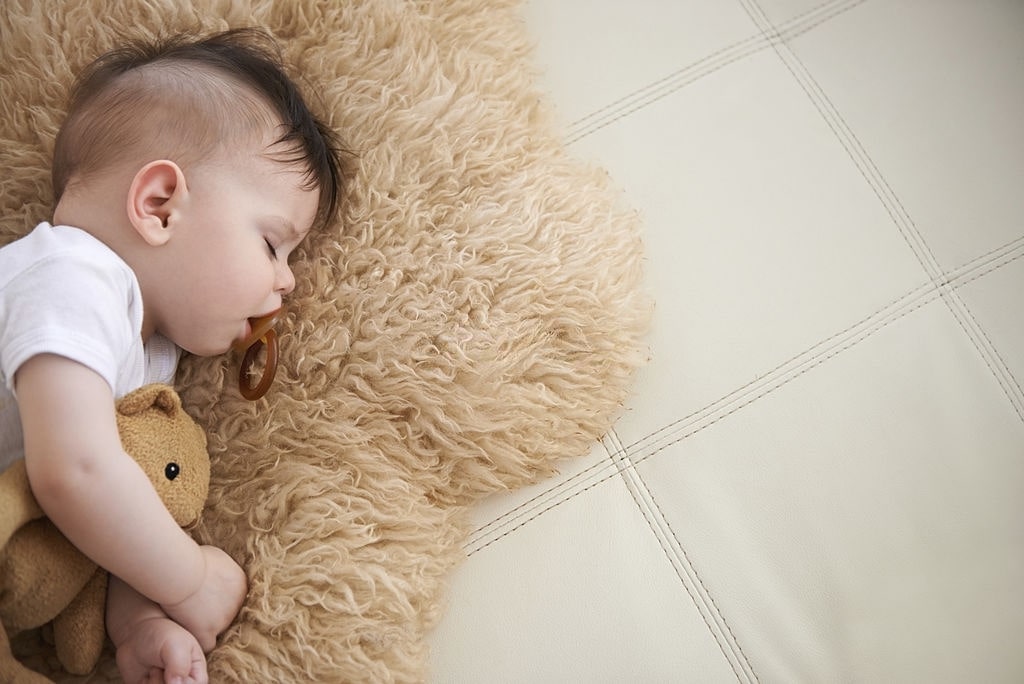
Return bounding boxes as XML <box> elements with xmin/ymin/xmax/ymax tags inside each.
<box><xmin>107</xmin><ymin>576</ymin><xmax>208</xmax><ymax>684</ymax></box>
<box><xmin>15</xmin><ymin>354</ymin><xmax>246</xmax><ymax>648</ymax></box>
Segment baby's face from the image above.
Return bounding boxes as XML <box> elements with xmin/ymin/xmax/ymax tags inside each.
<box><xmin>155</xmin><ymin>146</ymin><xmax>319</xmax><ymax>356</ymax></box>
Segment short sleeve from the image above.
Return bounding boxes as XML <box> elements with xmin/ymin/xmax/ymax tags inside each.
<box><xmin>0</xmin><ymin>234</ymin><xmax>141</xmax><ymax>394</ymax></box>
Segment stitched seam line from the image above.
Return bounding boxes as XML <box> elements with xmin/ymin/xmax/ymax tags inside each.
<box><xmin>608</xmin><ymin>431</ymin><xmax>759</xmax><ymax>684</ymax></box>
<box><xmin>624</xmin><ymin>236</ymin><xmax>1024</xmax><ymax>456</ymax></box>
<box><xmin>960</xmin><ymin>301</ymin><xmax>1024</xmax><ymax>401</ymax></box>
<box><xmin>625</xmin><ymin>254</ymin><xmax>1024</xmax><ymax>467</ymax></box>
<box><xmin>464</xmin><ymin>290</ymin><xmax>936</xmax><ymax>556</ymax></box>
<box><xmin>566</xmin><ymin>0</ymin><xmax>867</xmax><ymax>145</ymax></box>
<box><xmin>464</xmin><ymin>243</ymin><xmax>1024</xmax><ymax>555</ymax></box>
<box><xmin>464</xmin><ymin>456</ymin><xmax>619</xmax><ymax>548</ymax></box>
<box><xmin>737</xmin><ymin>0</ymin><xmax>1024</xmax><ymax>422</ymax></box>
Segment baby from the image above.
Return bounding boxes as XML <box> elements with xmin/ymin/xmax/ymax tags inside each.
<box><xmin>0</xmin><ymin>28</ymin><xmax>345</xmax><ymax>683</ymax></box>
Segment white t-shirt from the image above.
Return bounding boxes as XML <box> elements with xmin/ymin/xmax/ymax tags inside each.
<box><xmin>0</xmin><ymin>222</ymin><xmax>180</xmax><ymax>472</ymax></box>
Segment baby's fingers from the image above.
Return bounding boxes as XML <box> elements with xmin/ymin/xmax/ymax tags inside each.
<box><xmin>160</xmin><ymin>636</ymin><xmax>208</xmax><ymax>684</ymax></box>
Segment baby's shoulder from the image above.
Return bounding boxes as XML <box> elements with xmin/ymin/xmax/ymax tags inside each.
<box><xmin>1</xmin><ymin>222</ymin><xmax>130</xmax><ymax>287</ymax></box>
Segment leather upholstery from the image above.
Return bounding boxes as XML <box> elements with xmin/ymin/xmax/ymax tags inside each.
<box><xmin>430</xmin><ymin>1</ymin><xmax>1024</xmax><ymax>681</ymax></box>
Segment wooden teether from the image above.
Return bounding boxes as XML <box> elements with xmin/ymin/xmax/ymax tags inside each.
<box><xmin>234</xmin><ymin>307</ymin><xmax>284</xmax><ymax>400</ymax></box>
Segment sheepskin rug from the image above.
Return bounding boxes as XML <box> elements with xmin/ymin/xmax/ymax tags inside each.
<box><xmin>0</xmin><ymin>0</ymin><xmax>649</xmax><ymax>681</ymax></box>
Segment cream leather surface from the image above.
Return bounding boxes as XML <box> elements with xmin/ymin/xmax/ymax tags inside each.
<box><xmin>428</xmin><ymin>1</ymin><xmax>1024</xmax><ymax>681</ymax></box>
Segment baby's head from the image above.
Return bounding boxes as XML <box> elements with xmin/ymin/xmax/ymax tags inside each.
<box><xmin>53</xmin><ymin>27</ymin><xmax>344</xmax><ymax>229</ymax></box>
<box><xmin>51</xmin><ymin>29</ymin><xmax>347</xmax><ymax>356</ymax></box>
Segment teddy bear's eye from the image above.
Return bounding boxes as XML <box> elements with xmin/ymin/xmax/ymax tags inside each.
<box><xmin>165</xmin><ymin>463</ymin><xmax>181</xmax><ymax>481</ymax></box>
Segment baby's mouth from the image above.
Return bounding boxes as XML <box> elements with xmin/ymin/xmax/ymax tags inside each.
<box><xmin>233</xmin><ymin>308</ymin><xmax>283</xmax><ymax>353</ymax></box>
<box><xmin>234</xmin><ymin>307</ymin><xmax>285</xmax><ymax>400</ymax></box>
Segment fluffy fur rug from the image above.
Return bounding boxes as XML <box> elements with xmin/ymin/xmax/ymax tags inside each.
<box><xmin>0</xmin><ymin>0</ymin><xmax>649</xmax><ymax>681</ymax></box>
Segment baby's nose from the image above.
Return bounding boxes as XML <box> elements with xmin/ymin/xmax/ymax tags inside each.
<box><xmin>276</xmin><ymin>264</ymin><xmax>296</xmax><ymax>295</ymax></box>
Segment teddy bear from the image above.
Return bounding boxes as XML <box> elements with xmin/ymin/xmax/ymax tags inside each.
<box><xmin>0</xmin><ymin>383</ymin><xmax>211</xmax><ymax>683</ymax></box>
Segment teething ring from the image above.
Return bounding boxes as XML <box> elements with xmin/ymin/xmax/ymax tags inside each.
<box><xmin>234</xmin><ymin>307</ymin><xmax>285</xmax><ymax>401</ymax></box>
<box><xmin>238</xmin><ymin>329</ymin><xmax>278</xmax><ymax>400</ymax></box>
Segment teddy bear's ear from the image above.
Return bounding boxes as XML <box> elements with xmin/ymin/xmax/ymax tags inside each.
<box><xmin>117</xmin><ymin>383</ymin><xmax>182</xmax><ymax>418</ymax></box>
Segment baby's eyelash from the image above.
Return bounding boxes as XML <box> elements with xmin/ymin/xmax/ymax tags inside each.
<box><xmin>265</xmin><ymin>239</ymin><xmax>278</xmax><ymax>258</ymax></box>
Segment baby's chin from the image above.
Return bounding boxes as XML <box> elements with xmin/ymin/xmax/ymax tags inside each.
<box><xmin>178</xmin><ymin>337</ymin><xmax>236</xmax><ymax>358</ymax></box>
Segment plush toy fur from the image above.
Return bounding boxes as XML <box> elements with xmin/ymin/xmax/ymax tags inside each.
<box><xmin>0</xmin><ymin>385</ymin><xmax>210</xmax><ymax>683</ymax></box>
<box><xmin>0</xmin><ymin>1</ymin><xmax>650</xmax><ymax>681</ymax></box>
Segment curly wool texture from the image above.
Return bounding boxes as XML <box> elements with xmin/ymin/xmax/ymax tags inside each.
<box><xmin>0</xmin><ymin>0</ymin><xmax>650</xmax><ymax>681</ymax></box>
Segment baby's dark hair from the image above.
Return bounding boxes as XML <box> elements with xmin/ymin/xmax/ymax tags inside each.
<box><xmin>52</xmin><ymin>28</ymin><xmax>346</xmax><ymax>229</ymax></box>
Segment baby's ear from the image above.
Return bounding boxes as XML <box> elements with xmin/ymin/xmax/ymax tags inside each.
<box><xmin>126</xmin><ymin>160</ymin><xmax>186</xmax><ymax>246</ymax></box>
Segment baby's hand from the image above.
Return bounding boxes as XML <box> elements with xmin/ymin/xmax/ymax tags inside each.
<box><xmin>161</xmin><ymin>545</ymin><xmax>247</xmax><ymax>652</ymax></box>
<box><xmin>114</xmin><ymin>614</ymin><xmax>207</xmax><ymax>684</ymax></box>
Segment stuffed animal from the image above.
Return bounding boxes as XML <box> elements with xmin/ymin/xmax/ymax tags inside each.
<box><xmin>0</xmin><ymin>384</ymin><xmax>211</xmax><ymax>683</ymax></box>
